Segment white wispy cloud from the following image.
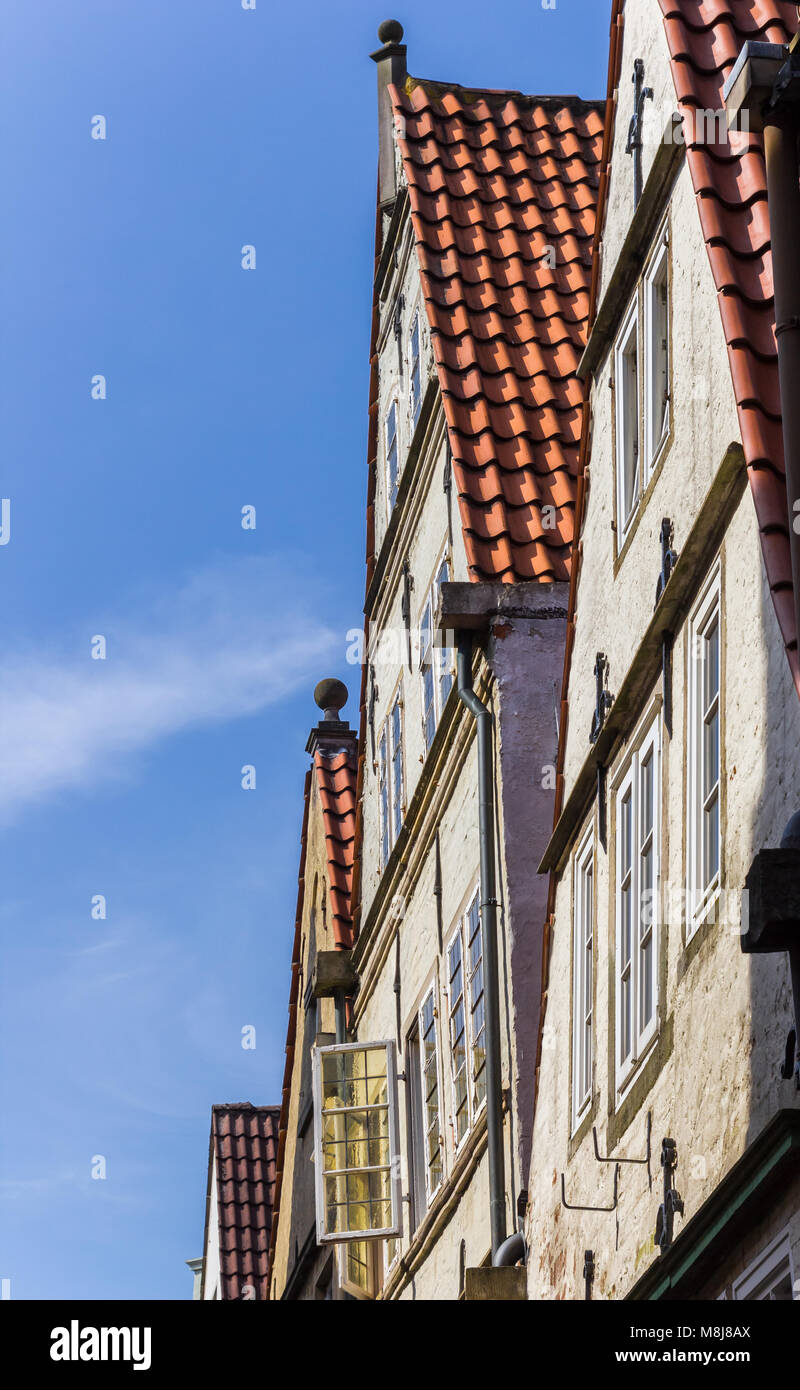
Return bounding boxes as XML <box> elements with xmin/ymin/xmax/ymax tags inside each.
<box><xmin>0</xmin><ymin>555</ymin><xmax>340</xmax><ymax>822</ymax></box>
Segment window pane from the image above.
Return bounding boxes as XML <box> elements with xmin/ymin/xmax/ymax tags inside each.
<box><xmin>448</xmin><ymin>935</ymin><xmax>468</xmax><ymax>1143</ymax></box>
<box><xmin>703</xmin><ymin>707</ymin><xmax>719</xmax><ymax>800</ymax></box>
<box><xmin>620</xmin><ymin>326</ymin><xmax>639</xmax><ymax>523</ymax></box>
<box><xmin>703</xmin><ymin>791</ymin><xmax>719</xmax><ymax>888</ymax></box>
<box><xmin>420</xmin><ymin>992</ymin><xmax>442</xmax><ymax>1194</ymax></box>
<box><xmin>422</xmin><ymin>662</ymin><xmax>436</xmax><ymax>750</ymax></box>
<box><xmin>391</xmin><ymin>699</ymin><xmax>403</xmax><ymax>842</ymax></box>
<box><xmin>410</xmin><ymin>318</ymin><xmax>422</xmax><ymax>427</ymax></box>
<box><xmin>316</xmin><ymin>1044</ymin><xmax>398</xmax><ymax>1239</ymax></box>
<box><xmin>704</xmin><ymin>618</ymin><xmax>719</xmax><ymax>712</ymax></box>
<box><xmin>467</xmin><ymin>898</ymin><xmax>486</xmax><ymax>1110</ymax></box>
<box><xmin>379</xmin><ymin>729</ymin><xmax>390</xmax><ymax>867</ymax></box>
<box><xmin>387</xmin><ymin>403</ymin><xmax>399</xmax><ymax>508</ymax></box>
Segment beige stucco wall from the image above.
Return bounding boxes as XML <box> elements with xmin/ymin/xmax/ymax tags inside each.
<box><xmin>526</xmin><ymin>0</ymin><xmax>800</xmax><ymax>1301</ymax></box>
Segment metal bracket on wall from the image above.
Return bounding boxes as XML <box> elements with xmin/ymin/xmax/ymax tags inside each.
<box><xmin>593</xmin><ymin>1109</ymin><xmax>653</xmax><ymax>1190</ymax></box>
<box><xmin>655</xmin><ymin>1137</ymin><xmax>684</xmax><ymax>1251</ymax></box>
<box><xmin>560</xmin><ymin>1163</ymin><xmax>619</xmax><ymax>1213</ymax></box>
<box><xmin>583</xmin><ymin>1249</ymin><xmax>595</xmax><ymax>1301</ymax></box>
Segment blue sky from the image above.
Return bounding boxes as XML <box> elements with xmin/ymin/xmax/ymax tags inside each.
<box><xmin>0</xmin><ymin>0</ymin><xmax>609</xmax><ymax>1300</ymax></box>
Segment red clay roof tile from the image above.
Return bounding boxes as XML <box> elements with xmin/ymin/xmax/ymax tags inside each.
<box><xmin>313</xmin><ymin>748</ymin><xmax>357</xmax><ymax>950</ymax></box>
<box><xmin>389</xmin><ymin>77</ymin><xmax>604</xmax><ymax>583</ymax></box>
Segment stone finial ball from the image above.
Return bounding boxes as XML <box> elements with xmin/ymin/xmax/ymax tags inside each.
<box><xmin>378</xmin><ymin>19</ymin><xmax>404</xmax><ymax>45</ymax></box>
<box><xmin>314</xmin><ymin>678</ymin><xmax>348</xmax><ymax>717</ymax></box>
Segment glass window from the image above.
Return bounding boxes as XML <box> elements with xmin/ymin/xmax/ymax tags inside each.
<box><xmin>466</xmin><ymin>894</ymin><xmax>486</xmax><ymax>1113</ymax></box>
<box><xmin>687</xmin><ymin>568</ymin><xmax>721</xmax><ymax>935</ymax></box>
<box><xmin>410</xmin><ymin>314</ymin><xmax>422</xmax><ymax>428</ymax></box>
<box><xmin>447</xmin><ymin>931</ymin><xmax>469</xmax><ymax>1147</ymax></box>
<box><xmin>386</xmin><ymin>402</ymin><xmax>399</xmax><ymax>511</ymax></box>
<box><xmin>378</xmin><ymin>691</ymin><xmax>404</xmax><ymax>869</ymax></box>
<box><xmin>615</xmin><ymin>716</ymin><xmax>660</xmax><ymax>1088</ymax></box>
<box><xmin>391</xmin><ymin>693</ymin><xmax>404</xmax><ymax>844</ymax></box>
<box><xmin>571</xmin><ymin>830</ymin><xmax>594</xmax><ymax>1128</ymax></box>
<box><xmin>615</xmin><ymin>304</ymin><xmax>639</xmax><ymax>538</ymax></box>
<box><xmin>313</xmin><ymin>1041</ymin><xmax>401</xmax><ymax>1242</ymax></box>
<box><xmin>420</xmin><ymin>989</ymin><xmax>443</xmax><ymax>1199</ymax></box>
<box><xmin>645</xmin><ymin>232</ymin><xmax>670</xmax><ymax>472</ymax></box>
<box><xmin>446</xmin><ymin>889</ymin><xmax>485</xmax><ymax>1147</ymax></box>
<box><xmin>378</xmin><ymin>726</ymin><xmax>390</xmax><ymax>869</ymax></box>
<box><xmin>420</xmin><ymin>554</ymin><xmax>454</xmax><ymax>755</ymax></box>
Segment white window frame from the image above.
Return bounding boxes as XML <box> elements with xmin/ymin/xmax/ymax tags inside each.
<box><xmin>378</xmin><ymin>685</ymin><xmax>405</xmax><ymax>870</ymax></box>
<box><xmin>312</xmin><ymin>1039</ymin><xmax>402</xmax><ymax>1243</ymax></box>
<box><xmin>338</xmin><ymin>1239</ymin><xmax>381</xmax><ymax>1300</ymax></box>
<box><xmin>420</xmin><ymin>551</ymin><xmax>454</xmax><ymax>753</ymax></box>
<box><xmin>409</xmin><ymin>310</ymin><xmax>422</xmax><ymax>430</ymax></box>
<box><xmin>686</xmin><ymin>563</ymin><xmax>721</xmax><ymax>939</ymax></box>
<box><xmin>732</xmin><ymin>1229</ymin><xmax>796</xmax><ymax>1301</ymax></box>
<box><xmin>614</xmin><ymin>710</ymin><xmax>661</xmax><ymax>1094</ymax></box>
<box><xmin>644</xmin><ymin>225</ymin><xmax>670</xmax><ymax>476</ymax></box>
<box><xmin>445</xmin><ymin>887</ymin><xmax>486</xmax><ymax>1152</ymax></box>
<box><xmin>417</xmin><ymin>984</ymin><xmax>444</xmax><ymax>1204</ymax></box>
<box><xmin>614</xmin><ymin>297</ymin><xmax>640</xmax><ymax>544</ymax></box>
<box><xmin>385</xmin><ymin>399</ymin><xmax>400</xmax><ymax>514</ymax></box>
<box><xmin>571</xmin><ymin>826</ymin><xmax>594</xmax><ymax>1132</ymax></box>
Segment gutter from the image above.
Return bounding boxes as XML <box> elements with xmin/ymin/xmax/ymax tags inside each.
<box><xmin>456</xmin><ymin>631</ymin><xmax>507</xmax><ymax>1259</ymax></box>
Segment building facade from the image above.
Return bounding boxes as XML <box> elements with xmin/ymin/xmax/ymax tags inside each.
<box><xmin>265</xmin><ymin>1</ymin><xmax>800</xmax><ymax>1305</ymax></box>
<box><xmin>526</xmin><ymin>0</ymin><xmax>800</xmax><ymax>1302</ymax></box>
<box><xmin>267</xmin><ymin>22</ymin><xmax>603</xmax><ymax>1299</ymax></box>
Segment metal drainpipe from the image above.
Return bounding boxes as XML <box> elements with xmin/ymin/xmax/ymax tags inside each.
<box><xmin>457</xmin><ymin>631</ymin><xmax>507</xmax><ymax>1259</ymax></box>
<box><xmin>763</xmin><ymin>112</ymin><xmax>800</xmax><ymax>676</ymax></box>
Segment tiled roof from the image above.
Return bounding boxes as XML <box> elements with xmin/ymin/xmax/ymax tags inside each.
<box><xmin>659</xmin><ymin>0</ymin><xmax>799</xmax><ymax>691</ymax></box>
<box><xmin>389</xmin><ymin>78</ymin><xmax>604</xmax><ymax>583</ymax></box>
<box><xmin>314</xmin><ymin>748</ymin><xmax>357</xmax><ymax>950</ymax></box>
<box><xmin>208</xmin><ymin>1103</ymin><xmax>279</xmax><ymax>1301</ymax></box>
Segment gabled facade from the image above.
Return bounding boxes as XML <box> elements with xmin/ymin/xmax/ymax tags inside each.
<box><xmin>268</xmin><ymin>695</ymin><xmax>358</xmax><ymax>1300</ymax></box>
<box><xmin>527</xmin><ymin>0</ymin><xmax>800</xmax><ymax>1303</ymax></box>
<box><xmin>267</xmin><ymin>22</ymin><xmax>603</xmax><ymax>1300</ymax></box>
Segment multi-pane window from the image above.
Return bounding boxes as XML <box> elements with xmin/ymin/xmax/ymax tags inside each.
<box><xmin>645</xmin><ymin>230</ymin><xmax>670</xmax><ymax>472</ymax></box>
<box><xmin>410</xmin><ymin>313</ymin><xmax>422</xmax><ymax>429</ymax></box>
<box><xmin>615</xmin><ymin>302</ymin><xmax>639</xmax><ymax>540</ymax></box>
<box><xmin>447</xmin><ymin>889</ymin><xmax>486</xmax><ymax>1148</ymax></box>
<box><xmin>615</xmin><ymin>716</ymin><xmax>660</xmax><ymax>1088</ymax></box>
<box><xmin>313</xmin><ymin>1041</ymin><xmax>401</xmax><ymax>1242</ymax></box>
<box><xmin>420</xmin><ymin>554</ymin><xmax>454</xmax><ymax>752</ymax></box>
<box><xmin>419</xmin><ymin>988</ymin><xmax>443</xmax><ymax>1200</ymax></box>
<box><xmin>447</xmin><ymin>929</ymin><xmax>469</xmax><ymax>1146</ymax></box>
<box><xmin>466</xmin><ymin>894</ymin><xmax>486</xmax><ymax>1113</ymax></box>
<box><xmin>571</xmin><ymin>829</ymin><xmax>594</xmax><ymax>1129</ymax></box>
<box><xmin>378</xmin><ymin>689</ymin><xmax>404</xmax><ymax>869</ymax></box>
<box><xmin>386</xmin><ymin>401</ymin><xmax>399</xmax><ymax>511</ymax></box>
<box><xmin>687</xmin><ymin>569</ymin><xmax>721</xmax><ymax>934</ymax></box>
